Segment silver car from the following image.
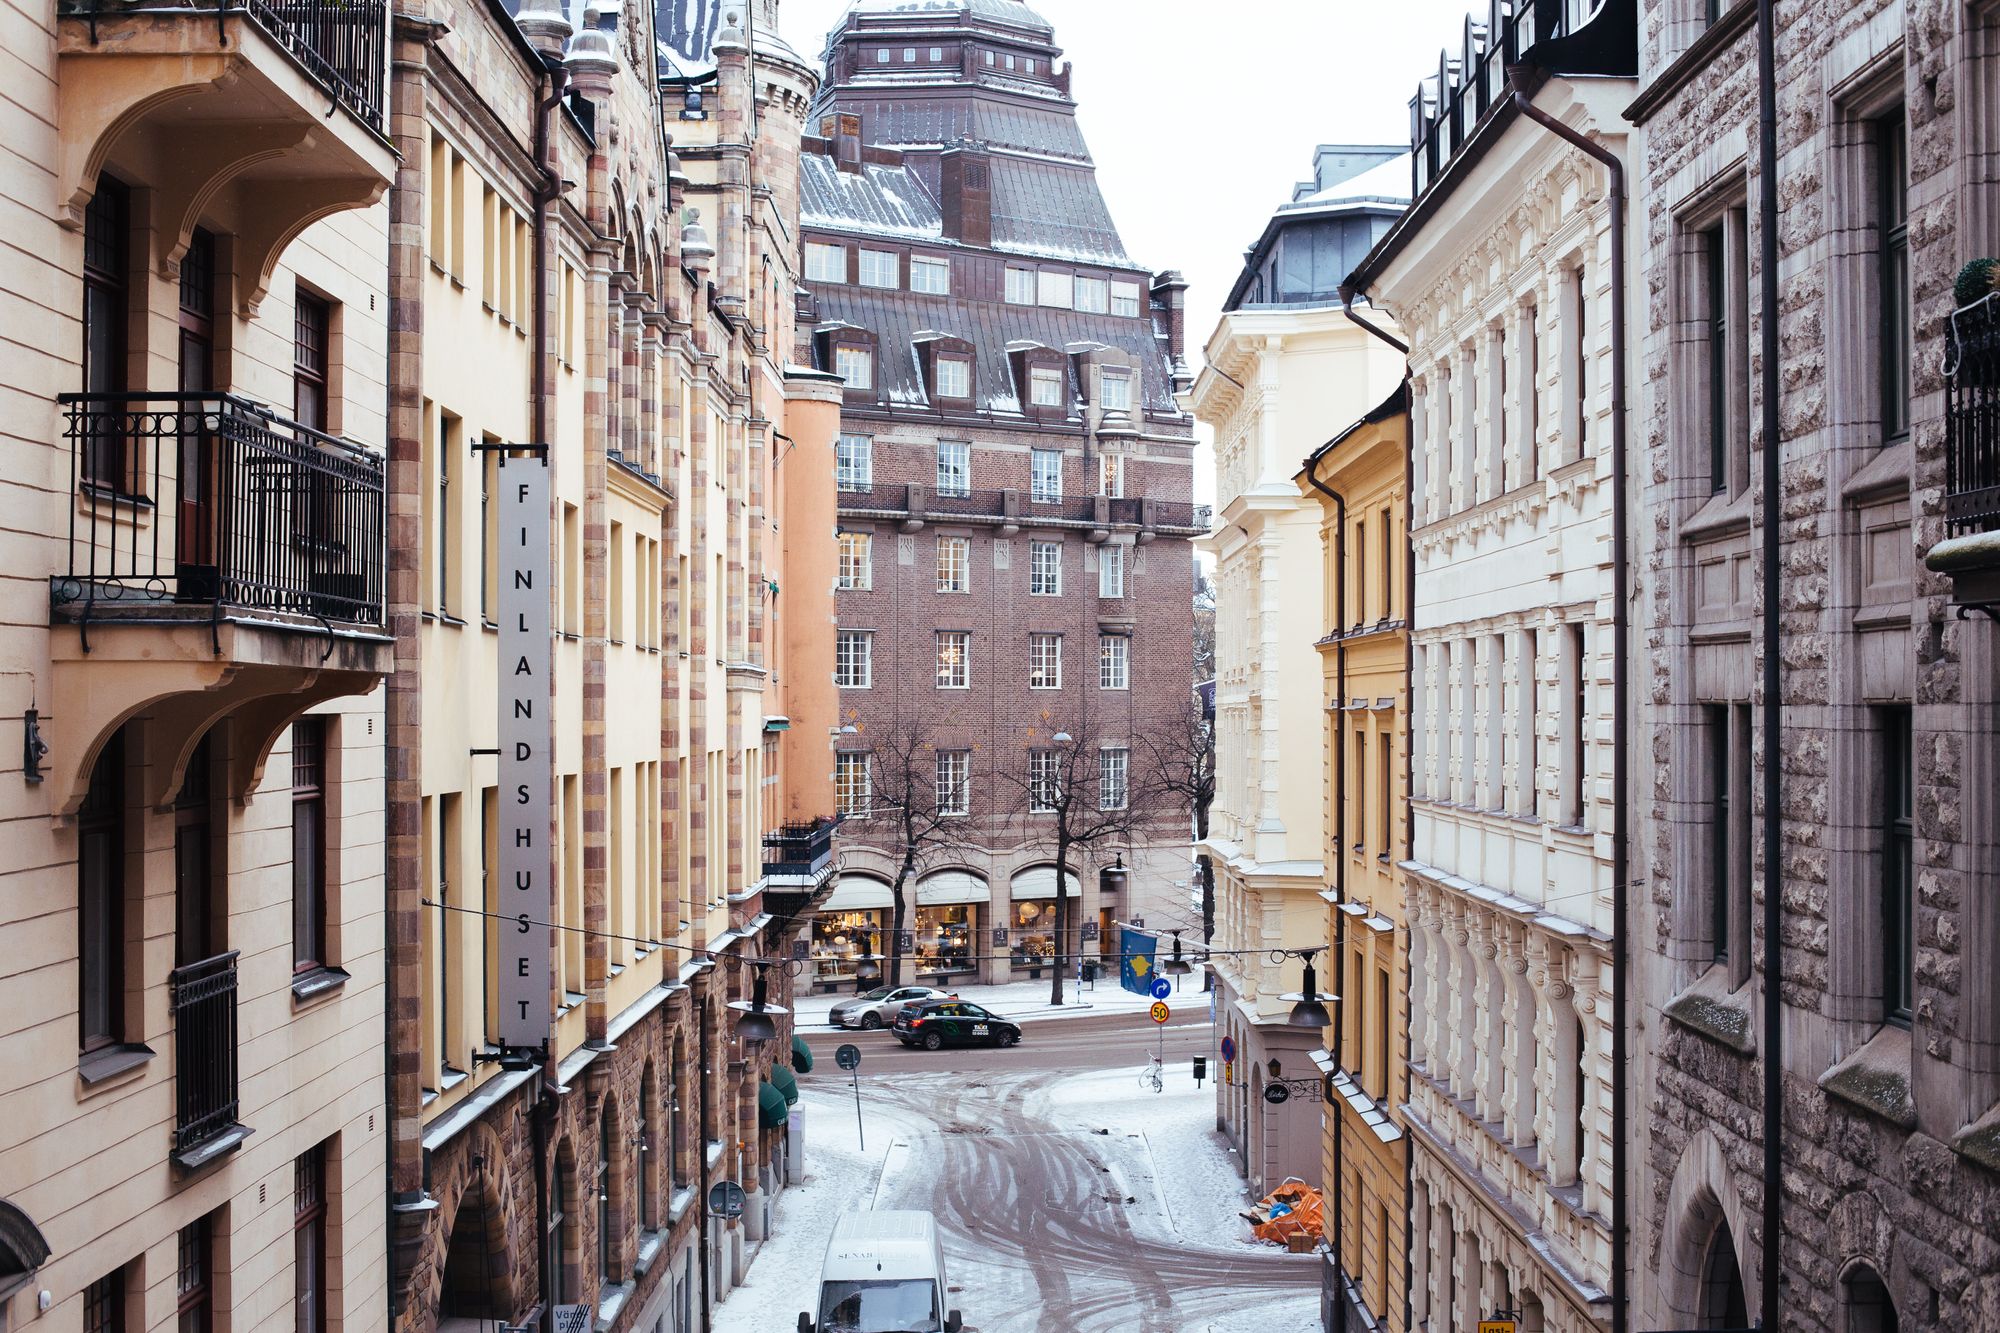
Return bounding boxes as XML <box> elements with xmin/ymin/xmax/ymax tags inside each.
<box><xmin>829</xmin><ymin>985</ymin><xmax>956</xmax><ymax>1030</ymax></box>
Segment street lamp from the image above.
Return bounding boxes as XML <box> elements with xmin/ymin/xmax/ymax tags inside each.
<box><xmin>1280</xmin><ymin>951</ymin><xmax>1332</xmax><ymax>1028</ymax></box>
<box><xmin>730</xmin><ymin>967</ymin><xmax>787</xmax><ymax>1043</ymax></box>
<box><xmin>1162</xmin><ymin>932</ymin><xmax>1194</xmax><ymax>977</ymax></box>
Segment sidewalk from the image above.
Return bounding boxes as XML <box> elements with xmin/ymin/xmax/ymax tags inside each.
<box><xmin>790</xmin><ymin>975</ymin><xmax>1211</xmax><ymax>1028</ymax></box>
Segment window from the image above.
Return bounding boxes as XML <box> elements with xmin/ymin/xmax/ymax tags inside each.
<box><xmin>1030</xmin><ymin>366</ymin><xmax>1066</xmax><ymax>408</ymax></box>
<box><xmin>903</xmin><ymin>47</ymin><xmax>916</xmax><ymax>62</ymax></box>
<box><xmin>1099</xmin><ymin>635</ymin><xmax>1129</xmax><ymax>689</ymax></box>
<box><xmin>1028</xmin><ymin>750</ymin><xmax>1059</xmax><ymax>812</ymax></box>
<box><xmin>835</xmin><ymin>630</ymin><xmax>873</xmax><ymax>688</ymax></box>
<box><xmin>985</xmin><ymin>49</ymin><xmax>996</xmax><ymax>66</ymax></box>
<box><xmin>1074</xmin><ymin>277</ymin><xmax>1109</xmax><ymax>313</ymax></box>
<box><xmin>82</xmin><ymin>178</ymin><xmax>130</xmax><ymax>486</ymax></box>
<box><xmin>1024</xmin><ymin>58</ymin><xmax>1036</xmax><ymax>74</ymax></box>
<box><xmin>1704</xmin><ymin>225</ymin><xmax>1730</xmax><ymax>493</ymax></box>
<box><xmin>936</xmin><ymin>751</ymin><xmax>970</xmax><ymax>816</ymax></box>
<box><xmin>1704</xmin><ymin>705</ymin><xmax>1732</xmax><ymax>964</ymax></box>
<box><xmin>834</xmin><ymin>344</ymin><xmax>874</xmax><ymax>390</ymax></box>
<box><xmin>295</xmin><ymin>1145</ymin><xmax>327</xmax><ymax>1333</ymax></box>
<box><xmin>805</xmin><ymin>242</ymin><xmax>846</xmax><ymax>284</ymax></box>
<box><xmin>175</xmin><ymin>736</ymin><xmax>220</xmax><ymax>969</ymax></box>
<box><xmin>79</xmin><ymin>733</ymin><xmax>125</xmax><ymax>1052</ymax></box>
<box><xmin>1111</xmin><ymin>280</ymin><xmax>1143</xmax><ymax>318</ymax></box>
<box><xmin>85</xmin><ymin>1269</ymin><xmax>125</xmax><ymax>1333</ymax></box>
<box><xmin>1099</xmin><ymin>368</ymin><xmax>1133</xmax><ymax>412</ymax></box>
<box><xmin>835</xmin><ymin>753</ymin><xmax>872</xmax><ymax>816</ymax></box>
<box><xmin>179</xmin><ymin>228</ymin><xmax>217</xmax><ymax>393</ymax></box>
<box><xmin>836</xmin><ymin>433</ymin><xmax>873</xmax><ymax>490</ymax></box>
<box><xmin>937</xmin><ymin>535</ymin><xmax>970</xmax><ymax>592</ymax></box>
<box><xmin>293</xmin><ymin>719</ymin><xmax>329</xmax><ymax>975</ymax></box>
<box><xmin>1031</xmin><ymin>449</ymin><xmax>1064</xmax><ymax>502</ymax></box>
<box><xmin>1562</xmin><ymin>624</ymin><xmax>1587</xmax><ymax>827</ymax></box>
<box><xmin>1881</xmin><ymin>706</ymin><xmax>1914</xmax><ymax>1025</ymax></box>
<box><xmin>936</xmin><ymin>440</ymin><xmax>971</xmax><ymax>494</ymax></box>
<box><xmin>936</xmin><ymin>631</ymin><xmax>970</xmax><ymax>689</ymax></box>
<box><xmin>177</xmin><ymin>1219</ymin><xmax>212</xmax><ymax>1333</ymax></box>
<box><xmin>929</xmin><ymin>46</ymin><xmax>942</xmax><ymax>60</ymax></box>
<box><xmin>1029</xmin><ymin>540</ymin><xmax>1062</xmax><ymax>595</ymax></box>
<box><xmin>1098</xmin><ymin>543</ymin><xmax>1125</xmax><ymax>599</ymax></box>
<box><xmin>1098</xmin><ymin>749</ymin><xmax>1129</xmax><ymax>811</ymax></box>
<box><xmin>1005</xmin><ymin>267</ymin><xmax>1037</xmax><ymax>305</ymax></box>
<box><xmin>597</xmin><ymin>1107</ymin><xmax>616</xmax><ymax>1282</ymax></box>
<box><xmin>876</xmin><ymin>47</ymin><xmax>890</xmax><ymax>63</ymax></box>
<box><xmin>1005</xmin><ymin>53</ymin><xmax>1016</xmax><ymax>70</ymax></box>
<box><xmin>1029</xmin><ymin>633</ymin><xmax>1063</xmax><ymax>688</ymax></box>
<box><xmin>1037</xmin><ymin>270</ymin><xmax>1074</xmax><ymax>308</ymax></box>
<box><xmin>858</xmin><ymin>249</ymin><xmax>899</xmax><ymax>289</ymax></box>
<box><xmin>294</xmin><ymin>292</ymin><xmax>332</xmax><ymax>432</ymax></box>
<box><xmin>911</xmin><ymin>256</ymin><xmax>950</xmax><ymax>294</ymax></box>
<box><xmin>836</xmin><ymin>532</ymin><xmax>872</xmax><ymax>590</ymax></box>
<box><xmin>936</xmin><ymin>357</ymin><xmax>971</xmax><ymax>401</ymax></box>
<box><xmin>1877</xmin><ymin>110</ymin><xmax>1910</xmax><ymax>443</ymax></box>
<box><xmin>1572</xmin><ymin>268</ymin><xmax>1590</xmax><ymax>455</ymax></box>
<box><xmin>1099</xmin><ymin>453</ymin><xmax>1125</xmax><ymax>498</ymax></box>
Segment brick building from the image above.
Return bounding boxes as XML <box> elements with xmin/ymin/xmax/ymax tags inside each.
<box><xmin>1627</xmin><ymin>0</ymin><xmax>2000</xmax><ymax>1325</ymax></box>
<box><xmin>798</xmin><ymin>0</ymin><xmax>1204</xmax><ymax>991</ymax></box>
<box><xmin>381</xmin><ymin>2</ymin><xmax>839</xmax><ymax>1333</ymax></box>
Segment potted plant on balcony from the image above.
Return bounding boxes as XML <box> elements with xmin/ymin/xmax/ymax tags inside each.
<box><xmin>1955</xmin><ymin>258</ymin><xmax>1999</xmax><ymax>311</ymax></box>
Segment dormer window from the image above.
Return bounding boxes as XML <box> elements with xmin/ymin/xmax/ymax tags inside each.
<box><xmin>1024</xmin><ymin>58</ymin><xmax>1036</xmax><ymax>75</ymax></box>
<box><xmin>877</xmin><ymin>48</ymin><xmax>891</xmax><ymax>64</ymax></box>
<box><xmin>936</xmin><ymin>356</ymin><xmax>971</xmax><ymax>401</ymax></box>
<box><xmin>984</xmin><ymin>50</ymin><xmax>996</xmax><ymax>66</ymax></box>
<box><xmin>859</xmin><ymin>249</ymin><xmax>899</xmax><ymax>290</ymax></box>
<box><xmin>1030</xmin><ymin>365</ymin><xmax>1065</xmax><ymax>408</ymax></box>
<box><xmin>1075</xmin><ymin>277</ymin><xmax>1109</xmax><ymax>313</ymax></box>
<box><xmin>930</xmin><ymin>47</ymin><xmax>943</xmax><ymax>60</ymax></box>
<box><xmin>912</xmin><ymin>256</ymin><xmax>951</xmax><ymax>295</ymax></box>
<box><xmin>1005</xmin><ymin>53</ymin><xmax>1017</xmax><ymax>70</ymax></box>
<box><xmin>1037</xmin><ymin>271</ymin><xmax>1073</xmax><ymax>309</ymax></box>
<box><xmin>806</xmin><ymin>242</ymin><xmax>847</xmax><ymax>284</ymax></box>
<box><xmin>904</xmin><ymin>48</ymin><xmax>917</xmax><ymax>63</ymax></box>
<box><xmin>1111</xmin><ymin>280</ymin><xmax>1143</xmax><ymax>317</ymax></box>
<box><xmin>1005</xmin><ymin>267</ymin><xmax>1036</xmax><ymax>305</ymax></box>
<box><xmin>835</xmin><ymin>344</ymin><xmax>874</xmax><ymax>391</ymax></box>
<box><xmin>1100</xmin><ymin>368</ymin><xmax>1133</xmax><ymax>412</ymax></box>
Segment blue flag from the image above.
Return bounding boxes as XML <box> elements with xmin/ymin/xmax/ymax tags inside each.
<box><xmin>1119</xmin><ymin>925</ymin><xmax>1159</xmax><ymax>995</ymax></box>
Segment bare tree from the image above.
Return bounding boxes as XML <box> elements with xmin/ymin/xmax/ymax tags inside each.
<box><xmin>1191</xmin><ymin>564</ymin><xmax>1218</xmax><ymax>685</ymax></box>
<box><xmin>1133</xmin><ymin>696</ymin><xmax>1216</xmax><ymax>977</ymax></box>
<box><xmin>858</xmin><ymin>717</ymin><xmax>969</xmax><ymax>988</ymax></box>
<box><xmin>1000</xmin><ymin>706</ymin><xmax>1150</xmax><ymax>1006</ymax></box>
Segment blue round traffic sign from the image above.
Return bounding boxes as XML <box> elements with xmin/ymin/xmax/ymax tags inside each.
<box><xmin>1220</xmin><ymin>1035</ymin><xmax>1237</xmax><ymax>1061</ymax></box>
<box><xmin>1149</xmin><ymin>976</ymin><xmax>1172</xmax><ymax>1000</ymax></box>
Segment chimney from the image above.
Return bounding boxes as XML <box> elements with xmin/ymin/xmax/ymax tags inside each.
<box><xmin>939</xmin><ymin>139</ymin><xmax>992</xmax><ymax>247</ymax></box>
<box><xmin>1151</xmin><ymin>271</ymin><xmax>1192</xmax><ymax>392</ymax></box>
<box><xmin>831</xmin><ymin>113</ymin><xmax>864</xmax><ymax>173</ymax></box>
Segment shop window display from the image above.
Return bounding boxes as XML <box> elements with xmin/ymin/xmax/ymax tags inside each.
<box><xmin>916</xmin><ymin>904</ymin><xmax>976</xmax><ymax>975</ymax></box>
<box><xmin>1012</xmin><ymin>900</ymin><xmax>1056</xmax><ymax>967</ymax></box>
<box><xmin>811</xmin><ymin>909</ymin><xmax>887</xmax><ymax>986</ymax></box>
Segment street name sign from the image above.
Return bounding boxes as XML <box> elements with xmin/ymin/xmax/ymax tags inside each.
<box><xmin>497</xmin><ymin>449</ymin><xmax>552</xmax><ymax>1053</ymax></box>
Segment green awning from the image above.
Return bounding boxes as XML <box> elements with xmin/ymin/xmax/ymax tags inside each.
<box><xmin>791</xmin><ymin>1033</ymin><xmax>814</xmax><ymax>1073</ymax></box>
<box><xmin>757</xmin><ymin>1080</ymin><xmax>789</xmax><ymax>1130</ymax></box>
<box><xmin>770</xmin><ymin>1063</ymin><xmax>800</xmax><ymax>1106</ymax></box>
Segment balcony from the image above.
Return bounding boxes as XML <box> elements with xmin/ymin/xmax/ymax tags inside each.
<box><xmin>837</xmin><ymin>485</ymin><xmax>1210</xmax><ymax>538</ymax></box>
<box><xmin>56</xmin><ymin>0</ymin><xmax>391</xmax><ymax>315</ymax></box>
<box><xmin>761</xmin><ymin>816</ymin><xmax>841</xmax><ymax>921</ymax></box>
<box><xmin>169</xmin><ymin>951</ymin><xmax>250</xmax><ymax>1170</ymax></box>
<box><xmin>1929</xmin><ymin>294</ymin><xmax>2000</xmax><ymax>617</ymax></box>
<box><xmin>48</xmin><ymin>394</ymin><xmax>391</xmax><ymax>816</ymax></box>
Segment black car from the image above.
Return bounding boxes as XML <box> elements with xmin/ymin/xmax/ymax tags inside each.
<box><xmin>892</xmin><ymin>1000</ymin><xmax>1022</xmax><ymax>1051</ymax></box>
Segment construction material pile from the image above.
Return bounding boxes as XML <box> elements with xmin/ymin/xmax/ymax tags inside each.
<box><xmin>1241</xmin><ymin>1178</ymin><xmax>1324</xmax><ymax>1251</ymax></box>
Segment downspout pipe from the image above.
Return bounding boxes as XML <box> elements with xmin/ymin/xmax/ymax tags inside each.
<box><xmin>1755</xmin><ymin>1</ymin><xmax>1784</xmax><ymax>1323</ymax></box>
<box><xmin>1509</xmin><ymin>81</ymin><xmax>1629</xmax><ymax>1333</ymax></box>
<box><xmin>697</xmin><ymin>996</ymin><xmax>714</xmax><ymax>1333</ymax></box>
<box><xmin>1335</xmin><ymin>282</ymin><xmax>1411</xmax><ymax>1333</ymax></box>
<box><xmin>1300</xmin><ymin>450</ymin><xmax>1347</xmax><ymax>1332</ymax></box>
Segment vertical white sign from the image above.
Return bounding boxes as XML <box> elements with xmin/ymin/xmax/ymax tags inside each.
<box><xmin>498</xmin><ymin>452</ymin><xmax>553</xmax><ymax>1052</ymax></box>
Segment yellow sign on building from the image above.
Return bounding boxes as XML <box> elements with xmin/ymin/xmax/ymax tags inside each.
<box><xmin>1478</xmin><ymin>1321</ymin><xmax>1518</xmax><ymax>1333</ymax></box>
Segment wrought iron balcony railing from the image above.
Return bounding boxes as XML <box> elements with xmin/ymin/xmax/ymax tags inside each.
<box><xmin>68</xmin><ymin>0</ymin><xmax>387</xmax><ymax>131</ymax></box>
<box><xmin>837</xmin><ymin>484</ymin><xmax>1210</xmax><ymax>534</ymax></box>
<box><xmin>169</xmin><ymin>951</ymin><xmax>242</xmax><ymax>1161</ymax></box>
<box><xmin>56</xmin><ymin>393</ymin><xmax>387</xmax><ymax>631</ymax></box>
<box><xmin>762</xmin><ymin>815</ymin><xmax>841</xmax><ymax>882</ymax></box>
<box><xmin>1946</xmin><ymin>295</ymin><xmax>2000</xmax><ymax>537</ymax></box>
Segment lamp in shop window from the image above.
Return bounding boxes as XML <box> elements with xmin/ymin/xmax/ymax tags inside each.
<box><xmin>1279</xmin><ymin>950</ymin><xmax>1332</xmax><ymax>1029</ymax></box>
<box><xmin>855</xmin><ymin>929</ymin><xmax>882</xmax><ymax>983</ymax></box>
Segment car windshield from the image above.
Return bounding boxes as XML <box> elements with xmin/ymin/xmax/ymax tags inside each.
<box><xmin>857</xmin><ymin>988</ymin><xmax>894</xmax><ymax>1001</ymax></box>
<box><xmin>817</xmin><ymin>1278</ymin><xmax>941</xmax><ymax>1332</ymax></box>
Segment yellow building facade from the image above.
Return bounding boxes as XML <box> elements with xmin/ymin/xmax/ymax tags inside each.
<box><xmin>1299</xmin><ymin>388</ymin><xmax>1410</xmax><ymax>1333</ymax></box>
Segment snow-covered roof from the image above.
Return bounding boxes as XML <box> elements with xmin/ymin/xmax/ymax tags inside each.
<box><xmin>844</xmin><ymin>0</ymin><xmax>1052</xmax><ymax>33</ymax></box>
<box><xmin>1282</xmin><ymin>153</ymin><xmax>1413</xmax><ymax>212</ymax></box>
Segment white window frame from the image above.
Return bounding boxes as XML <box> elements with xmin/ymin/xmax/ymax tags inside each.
<box><xmin>805</xmin><ymin>242</ymin><xmax>847</xmax><ymax>284</ymax></box>
<box><xmin>836</xmin><ymin>433</ymin><xmax>873</xmax><ymax>491</ymax></box>
<box><xmin>984</xmin><ymin>49</ymin><xmax>996</xmax><ymax>67</ymax></box>
<box><xmin>1098</xmin><ymin>543</ymin><xmax>1126</xmax><ymax>599</ymax></box>
<box><xmin>1029</xmin><ymin>540</ymin><xmax>1062</xmax><ymax>596</ymax></box>
<box><xmin>1031</xmin><ymin>449</ymin><xmax>1063</xmax><ymax>502</ymax></box>
<box><xmin>1099</xmin><ymin>635</ymin><xmax>1129</xmax><ymax>690</ymax></box>
<box><xmin>834</xmin><ymin>345</ymin><xmax>874</xmax><ymax>391</ymax></box>
<box><xmin>911</xmin><ymin>255</ymin><xmax>951</xmax><ymax>295</ymax></box>
<box><xmin>1074</xmin><ymin>277</ymin><xmax>1109</xmax><ymax>313</ymax></box>
<box><xmin>903</xmin><ymin>47</ymin><xmax>917</xmax><ymax>62</ymax></box>
<box><xmin>1099</xmin><ymin>453</ymin><xmax>1125</xmax><ymax>498</ymax></box>
<box><xmin>936</xmin><ymin>631</ymin><xmax>970</xmax><ymax>690</ymax></box>
<box><xmin>858</xmin><ymin>250</ymin><xmax>900</xmax><ymax>290</ymax></box>
<box><xmin>937</xmin><ymin>535</ymin><xmax>970</xmax><ymax>593</ymax></box>
<box><xmin>835</xmin><ymin>630</ymin><xmax>873</xmax><ymax>688</ymax></box>
<box><xmin>836</xmin><ymin>752</ymin><xmax>873</xmax><ymax>816</ymax></box>
<box><xmin>935</xmin><ymin>750</ymin><xmax>970</xmax><ymax>816</ymax></box>
<box><xmin>1111</xmin><ymin>280</ymin><xmax>1143</xmax><ymax>317</ymax></box>
<box><xmin>876</xmin><ymin>48</ymin><xmax>891</xmax><ymax>64</ymax></box>
<box><xmin>1037</xmin><ymin>270</ymin><xmax>1074</xmax><ymax>309</ymax></box>
<box><xmin>1029</xmin><ymin>750</ymin><xmax>1058</xmax><ymax>812</ymax></box>
<box><xmin>837</xmin><ymin>531</ymin><xmax>872</xmax><ymax>590</ymax></box>
<box><xmin>1098</xmin><ymin>748</ymin><xmax>1129</xmax><ymax>811</ymax></box>
<box><xmin>936</xmin><ymin>356</ymin><xmax>970</xmax><ymax>401</ymax></box>
<box><xmin>1030</xmin><ymin>366</ymin><xmax>1065</xmax><ymax>408</ymax></box>
<box><xmin>1005</xmin><ymin>267</ymin><xmax>1036</xmax><ymax>305</ymax></box>
<box><xmin>1099</xmin><ymin>367</ymin><xmax>1133</xmax><ymax>412</ymax></box>
<box><xmin>936</xmin><ymin>440</ymin><xmax>970</xmax><ymax>495</ymax></box>
<box><xmin>1029</xmin><ymin>633</ymin><xmax>1063</xmax><ymax>689</ymax></box>
<box><xmin>928</xmin><ymin>46</ymin><xmax>943</xmax><ymax>61</ymax></box>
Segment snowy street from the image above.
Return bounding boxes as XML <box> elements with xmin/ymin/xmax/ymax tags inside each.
<box><xmin>714</xmin><ymin>1012</ymin><xmax>1321</xmax><ymax>1333</ymax></box>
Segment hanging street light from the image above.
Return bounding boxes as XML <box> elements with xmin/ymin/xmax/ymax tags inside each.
<box><xmin>1280</xmin><ymin>951</ymin><xmax>1332</xmax><ymax>1028</ymax></box>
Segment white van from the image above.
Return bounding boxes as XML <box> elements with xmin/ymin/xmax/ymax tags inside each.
<box><xmin>797</xmin><ymin>1211</ymin><xmax>964</xmax><ymax>1333</ymax></box>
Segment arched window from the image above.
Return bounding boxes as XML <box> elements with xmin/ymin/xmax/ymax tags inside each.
<box><xmin>597</xmin><ymin>1104</ymin><xmax>617</xmax><ymax>1284</ymax></box>
<box><xmin>552</xmin><ymin>1145</ymin><xmax>578</xmax><ymax>1306</ymax></box>
<box><xmin>639</xmin><ymin>1065</ymin><xmax>659</xmax><ymax>1233</ymax></box>
<box><xmin>668</xmin><ymin>1032</ymin><xmax>687</xmax><ymax>1191</ymax></box>
<box><xmin>1699</xmin><ymin>1221</ymin><xmax>1748</xmax><ymax>1329</ymax></box>
<box><xmin>1842</xmin><ymin>1263</ymin><xmax>1898</xmax><ymax>1333</ymax></box>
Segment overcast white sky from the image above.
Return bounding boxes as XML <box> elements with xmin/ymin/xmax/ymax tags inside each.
<box><xmin>777</xmin><ymin>0</ymin><xmax>1485</xmax><ymax>502</ymax></box>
